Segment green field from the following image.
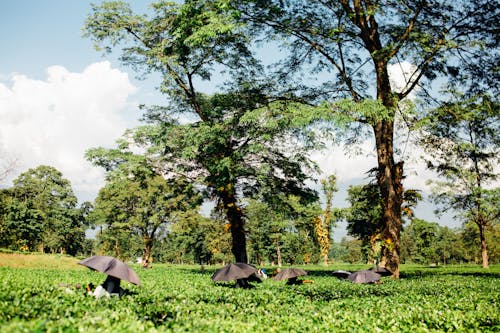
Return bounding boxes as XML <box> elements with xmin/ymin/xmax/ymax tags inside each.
<box><xmin>0</xmin><ymin>254</ymin><xmax>498</xmax><ymax>332</ymax></box>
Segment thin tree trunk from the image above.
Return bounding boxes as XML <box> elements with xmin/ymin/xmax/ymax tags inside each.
<box><xmin>479</xmin><ymin>223</ymin><xmax>489</xmax><ymax>268</ymax></box>
<box><xmin>276</xmin><ymin>238</ymin><xmax>282</xmax><ymax>267</ymax></box>
<box><xmin>142</xmin><ymin>236</ymin><xmax>153</xmax><ymax>268</ymax></box>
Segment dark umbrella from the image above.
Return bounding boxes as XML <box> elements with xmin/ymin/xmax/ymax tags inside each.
<box><xmin>369</xmin><ymin>266</ymin><xmax>393</xmax><ymax>276</ymax></box>
<box><xmin>211</xmin><ymin>263</ymin><xmax>259</xmax><ymax>282</ymax></box>
<box><xmin>332</xmin><ymin>270</ymin><xmax>351</xmax><ymax>279</ymax></box>
<box><xmin>273</xmin><ymin>268</ymin><xmax>307</xmax><ymax>281</ymax></box>
<box><xmin>348</xmin><ymin>270</ymin><xmax>381</xmax><ymax>284</ymax></box>
<box><xmin>78</xmin><ymin>255</ymin><xmax>141</xmax><ymax>286</ymax></box>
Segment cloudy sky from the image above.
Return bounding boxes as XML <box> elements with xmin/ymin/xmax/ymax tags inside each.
<box><xmin>0</xmin><ymin>1</ymin><xmax>456</xmax><ymax>240</ymax></box>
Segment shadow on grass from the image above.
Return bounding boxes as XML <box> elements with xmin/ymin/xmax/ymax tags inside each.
<box><xmin>400</xmin><ymin>270</ymin><xmax>500</xmax><ymax>279</ymax></box>
<box><xmin>184</xmin><ymin>265</ymin><xmax>500</xmax><ymax>279</ymax></box>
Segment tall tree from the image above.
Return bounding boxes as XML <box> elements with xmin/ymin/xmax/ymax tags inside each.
<box><xmin>345</xmin><ymin>182</ymin><xmax>421</xmax><ymax>266</ymax></box>
<box><xmin>400</xmin><ymin>218</ymin><xmax>439</xmax><ymax>264</ymax></box>
<box><xmin>229</xmin><ymin>0</ymin><xmax>499</xmax><ymax>277</ymax></box>
<box><xmin>88</xmin><ymin>150</ymin><xmax>201</xmax><ymax>267</ymax></box>
<box><xmin>3</xmin><ymin>165</ymin><xmax>84</xmax><ymax>254</ymax></box>
<box><xmin>162</xmin><ymin>211</ymin><xmax>220</xmax><ymax>265</ymax></box>
<box><xmin>314</xmin><ymin>174</ymin><xmax>339</xmax><ymax>265</ymax></box>
<box><xmin>421</xmin><ymin>93</ymin><xmax>499</xmax><ymax>268</ymax></box>
<box><xmin>84</xmin><ymin>1</ymin><xmax>320</xmax><ymax>263</ymax></box>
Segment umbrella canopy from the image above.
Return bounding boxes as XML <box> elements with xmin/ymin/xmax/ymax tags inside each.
<box><xmin>78</xmin><ymin>256</ymin><xmax>141</xmax><ymax>286</ymax></box>
<box><xmin>332</xmin><ymin>270</ymin><xmax>352</xmax><ymax>279</ymax></box>
<box><xmin>273</xmin><ymin>268</ymin><xmax>307</xmax><ymax>281</ymax></box>
<box><xmin>348</xmin><ymin>270</ymin><xmax>381</xmax><ymax>284</ymax></box>
<box><xmin>211</xmin><ymin>263</ymin><xmax>258</xmax><ymax>282</ymax></box>
<box><xmin>369</xmin><ymin>266</ymin><xmax>393</xmax><ymax>276</ymax></box>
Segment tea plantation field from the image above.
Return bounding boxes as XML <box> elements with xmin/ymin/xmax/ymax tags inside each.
<box><xmin>0</xmin><ymin>256</ymin><xmax>498</xmax><ymax>332</ymax></box>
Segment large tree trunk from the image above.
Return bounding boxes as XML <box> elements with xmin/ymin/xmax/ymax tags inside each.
<box><xmin>374</xmin><ymin>120</ymin><xmax>404</xmax><ymax>278</ymax></box>
<box><xmin>372</xmin><ymin>53</ymin><xmax>404</xmax><ymax>278</ymax></box>
<box><xmin>221</xmin><ymin>190</ymin><xmax>248</xmax><ymax>263</ymax></box>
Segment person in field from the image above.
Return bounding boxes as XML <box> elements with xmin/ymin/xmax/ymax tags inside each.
<box><xmin>87</xmin><ymin>275</ymin><xmax>124</xmax><ymax>298</ymax></box>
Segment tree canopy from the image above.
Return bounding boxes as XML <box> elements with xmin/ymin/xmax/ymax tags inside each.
<box><xmin>0</xmin><ymin>165</ymin><xmax>86</xmax><ymax>255</ymax></box>
<box><xmin>83</xmin><ymin>1</ymin><xmax>323</xmax><ymax>264</ymax></box>
<box><xmin>224</xmin><ymin>0</ymin><xmax>499</xmax><ymax>276</ymax></box>
<box><xmin>421</xmin><ymin>92</ymin><xmax>499</xmax><ymax>268</ymax></box>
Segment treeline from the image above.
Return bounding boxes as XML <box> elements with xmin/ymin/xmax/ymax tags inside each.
<box><xmin>1</xmin><ymin>165</ymin><xmax>497</xmax><ymax>266</ymax></box>
<box><xmin>334</xmin><ymin>219</ymin><xmax>500</xmax><ymax>265</ymax></box>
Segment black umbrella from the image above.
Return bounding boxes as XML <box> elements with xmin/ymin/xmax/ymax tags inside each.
<box><xmin>348</xmin><ymin>270</ymin><xmax>381</xmax><ymax>284</ymax></box>
<box><xmin>369</xmin><ymin>266</ymin><xmax>393</xmax><ymax>276</ymax></box>
<box><xmin>78</xmin><ymin>255</ymin><xmax>141</xmax><ymax>286</ymax></box>
<box><xmin>273</xmin><ymin>268</ymin><xmax>307</xmax><ymax>281</ymax></box>
<box><xmin>211</xmin><ymin>263</ymin><xmax>258</xmax><ymax>282</ymax></box>
<box><xmin>332</xmin><ymin>270</ymin><xmax>352</xmax><ymax>279</ymax></box>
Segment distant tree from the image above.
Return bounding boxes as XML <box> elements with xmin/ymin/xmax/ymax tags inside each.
<box><xmin>246</xmin><ymin>194</ymin><xmax>322</xmax><ymax>265</ymax></box>
<box><xmin>246</xmin><ymin>199</ymin><xmax>285</xmax><ymax>266</ymax></box>
<box><xmin>314</xmin><ymin>175</ymin><xmax>339</xmax><ymax>265</ymax></box>
<box><xmin>2</xmin><ymin>166</ymin><xmax>85</xmax><ymax>254</ymax></box>
<box><xmin>0</xmin><ymin>190</ymin><xmax>9</xmax><ymax>247</ymax></box>
<box><xmin>421</xmin><ymin>93</ymin><xmax>499</xmax><ymax>268</ymax></box>
<box><xmin>2</xmin><ymin>195</ymin><xmax>43</xmax><ymax>251</ymax></box>
<box><xmin>344</xmin><ymin>183</ymin><xmax>383</xmax><ymax>264</ymax></box>
<box><xmin>168</xmin><ymin>211</ymin><xmax>222</xmax><ymax>265</ymax></box>
<box><xmin>435</xmin><ymin>226</ymin><xmax>465</xmax><ymax>265</ymax></box>
<box><xmin>339</xmin><ymin>237</ymin><xmax>365</xmax><ymax>264</ymax></box>
<box><xmin>460</xmin><ymin>220</ymin><xmax>500</xmax><ymax>265</ymax></box>
<box><xmin>88</xmin><ymin>151</ymin><xmax>202</xmax><ymax>267</ymax></box>
<box><xmin>400</xmin><ymin>218</ymin><xmax>439</xmax><ymax>264</ymax></box>
<box><xmin>345</xmin><ymin>182</ymin><xmax>421</xmax><ymax>266</ymax></box>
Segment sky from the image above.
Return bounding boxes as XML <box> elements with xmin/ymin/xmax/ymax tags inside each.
<box><xmin>0</xmin><ymin>0</ymin><xmax>458</xmax><ymax>241</ymax></box>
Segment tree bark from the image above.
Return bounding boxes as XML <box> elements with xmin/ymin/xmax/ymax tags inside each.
<box><xmin>220</xmin><ymin>189</ymin><xmax>248</xmax><ymax>263</ymax></box>
<box><xmin>373</xmin><ymin>119</ymin><xmax>404</xmax><ymax>278</ymax></box>
<box><xmin>142</xmin><ymin>236</ymin><xmax>153</xmax><ymax>268</ymax></box>
<box><xmin>275</xmin><ymin>238</ymin><xmax>282</xmax><ymax>267</ymax></box>
<box><xmin>479</xmin><ymin>223</ymin><xmax>489</xmax><ymax>268</ymax></box>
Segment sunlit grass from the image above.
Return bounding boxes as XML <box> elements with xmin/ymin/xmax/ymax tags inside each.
<box><xmin>0</xmin><ymin>252</ymin><xmax>84</xmax><ymax>270</ymax></box>
<box><xmin>1</xmin><ymin>253</ymin><xmax>498</xmax><ymax>332</ymax></box>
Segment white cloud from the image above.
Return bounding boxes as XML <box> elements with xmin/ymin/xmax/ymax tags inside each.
<box><xmin>388</xmin><ymin>61</ymin><xmax>419</xmax><ymax>97</ymax></box>
<box><xmin>310</xmin><ymin>140</ymin><xmax>377</xmax><ymax>183</ymax></box>
<box><xmin>310</xmin><ymin>138</ymin><xmax>437</xmax><ymax>195</ymax></box>
<box><xmin>0</xmin><ymin>61</ymin><xmax>137</xmax><ymax>202</ymax></box>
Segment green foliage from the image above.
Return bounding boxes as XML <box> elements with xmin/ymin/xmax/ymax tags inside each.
<box><xmin>0</xmin><ymin>166</ymin><xmax>86</xmax><ymax>255</ymax></box>
<box><xmin>88</xmin><ymin>150</ymin><xmax>202</xmax><ymax>264</ymax></box>
<box><xmin>229</xmin><ymin>0</ymin><xmax>499</xmax><ymax>275</ymax></box>
<box><xmin>0</xmin><ymin>264</ymin><xmax>498</xmax><ymax>332</ymax></box>
<box><xmin>83</xmin><ymin>1</ymin><xmax>324</xmax><ymax>263</ymax></box>
<box><xmin>165</xmin><ymin>211</ymin><xmax>230</xmax><ymax>265</ymax></box>
<box><xmin>246</xmin><ymin>196</ymin><xmax>322</xmax><ymax>265</ymax></box>
<box><xmin>345</xmin><ymin>184</ymin><xmax>384</xmax><ymax>244</ymax></box>
<box><xmin>332</xmin><ymin>237</ymin><xmax>366</xmax><ymax>264</ymax></box>
<box><xmin>421</xmin><ymin>93</ymin><xmax>499</xmax><ymax>267</ymax></box>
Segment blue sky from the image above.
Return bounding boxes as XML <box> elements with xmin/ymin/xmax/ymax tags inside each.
<box><xmin>0</xmin><ymin>1</ymin><xmax>458</xmax><ymax>240</ymax></box>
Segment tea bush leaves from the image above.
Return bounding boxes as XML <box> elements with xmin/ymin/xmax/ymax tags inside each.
<box><xmin>0</xmin><ymin>265</ymin><xmax>498</xmax><ymax>332</ymax></box>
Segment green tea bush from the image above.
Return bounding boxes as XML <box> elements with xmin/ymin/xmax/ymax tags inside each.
<box><xmin>0</xmin><ymin>265</ymin><xmax>498</xmax><ymax>332</ymax></box>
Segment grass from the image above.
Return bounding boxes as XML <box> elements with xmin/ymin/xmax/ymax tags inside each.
<box><xmin>0</xmin><ymin>253</ymin><xmax>498</xmax><ymax>332</ymax></box>
<box><xmin>0</xmin><ymin>252</ymin><xmax>84</xmax><ymax>269</ymax></box>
